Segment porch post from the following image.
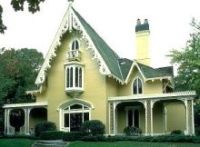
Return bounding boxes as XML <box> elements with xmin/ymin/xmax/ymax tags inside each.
<box><xmin>191</xmin><ymin>100</ymin><xmax>195</xmax><ymax>135</ymax></box>
<box><xmin>184</xmin><ymin>100</ymin><xmax>189</xmax><ymax>135</ymax></box>
<box><xmin>109</xmin><ymin>101</ymin><xmax>118</xmax><ymax>135</ymax></box>
<box><xmin>186</xmin><ymin>99</ymin><xmax>194</xmax><ymax>135</ymax></box>
<box><xmin>113</xmin><ymin>102</ymin><xmax>117</xmax><ymax>135</ymax></box>
<box><xmin>144</xmin><ymin>99</ymin><xmax>153</xmax><ymax>135</ymax></box>
<box><xmin>109</xmin><ymin>102</ymin><xmax>114</xmax><ymax>135</ymax></box>
<box><xmin>24</xmin><ymin>108</ymin><xmax>31</xmax><ymax>135</ymax></box>
<box><xmin>4</xmin><ymin>109</ymin><xmax>10</xmax><ymax>135</ymax></box>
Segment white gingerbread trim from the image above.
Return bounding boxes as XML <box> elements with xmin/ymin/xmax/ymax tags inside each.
<box><xmin>125</xmin><ymin>61</ymin><xmax>172</xmax><ymax>84</ymax></box>
<box><xmin>35</xmin><ymin>4</ymin><xmax>115</xmax><ymax>86</ymax></box>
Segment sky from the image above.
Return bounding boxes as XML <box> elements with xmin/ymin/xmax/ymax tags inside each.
<box><xmin>0</xmin><ymin>0</ymin><xmax>200</xmax><ymax>68</ymax></box>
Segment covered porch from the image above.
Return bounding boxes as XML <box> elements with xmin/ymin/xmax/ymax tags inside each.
<box><xmin>3</xmin><ymin>102</ymin><xmax>47</xmax><ymax>135</ymax></box>
<box><xmin>108</xmin><ymin>91</ymin><xmax>195</xmax><ymax>136</ymax></box>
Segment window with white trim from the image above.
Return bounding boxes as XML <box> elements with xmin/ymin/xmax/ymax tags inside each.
<box><xmin>62</xmin><ymin>103</ymin><xmax>90</xmax><ymax>132</ymax></box>
<box><xmin>133</xmin><ymin>78</ymin><xmax>143</xmax><ymax>94</ymax></box>
<box><xmin>68</xmin><ymin>40</ymin><xmax>81</xmax><ymax>60</ymax></box>
<box><xmin>65</xmin><ymin>64</ymin><xmax>83</xmax><ymax>91</ymax></box>
<box><xmin>126</xmin><ymin>107</ymin><xmax>140</xmax><ymax>128</ymax></box>
<box><xmin>71</xmin><ymin>40</ymin><xmax>79</xmax><ymax>51</ymax></box>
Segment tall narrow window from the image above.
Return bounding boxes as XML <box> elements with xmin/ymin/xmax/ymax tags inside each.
<box><xmin>65</xmin><ymin>65</ymin><xmax>84</xmax><ymax>91</ymax></box>
<box><xmin>126</xmin><ymin>108</ymin><xmax>140</xmax><ymax>128</ymax></box>
<box><xmin>133</xmin><ymin>78</ymin><xmax>143</xmax><ymax>94</ymax></box>
<box><xmin>79</xmin><ymin>68</ymin><xmax>82</xmax><ymax>87</ymax></box>
<box><xmin>75</xmin><ymin>67</ymin><xmax>79</xmax><ymax>87</ymax></box>
<box><xmin>71</xmin><ymin>40</ymin><xmax>79</xmax><ymax>51</ymax></box>
<box><xmin>68</xmin><ymin>40</ymin><xmax>81</xmax><ymax>61</ymax></box>
<box><xmin>67</xmin><ymin>68</ymin><xmax>70</xmax><ymax>88</ymax></box>
<box><xmin>70</xmin><ymin>67</ymin><xmax>73</xmax><ymax>87</ymax></box>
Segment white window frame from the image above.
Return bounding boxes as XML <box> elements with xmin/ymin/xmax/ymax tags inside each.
<box><xmin>125</xmin><ymin>106</ymin><xmax>140</xmax><ymax>128</ymax></box>
<box><xmin>67</xmin><ymin>39</ymin><xmax>81</xmax><ymax>60</ymax></box>
<box><xmin>132</xmin><ymin>77</ymin><xmax>143</xmax><ymax>94</ymax></box>
<box><xmin>70</xmin><ymin>39</ymin><xmax>80</xmax><ymax>51</ymax></box>
<box><xmin>60</xmin><ymin>103</ymin><xmax>91</xmax><ymax>132</ymax></box>
<box><xmin>65</xmin><ymin>63</ymin><xmax>84</xmax><ymax>92</ymax></box>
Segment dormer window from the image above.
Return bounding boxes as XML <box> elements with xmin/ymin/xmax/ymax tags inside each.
<box><xmin>133</xmin><ymin>78</ymin><xmax>143</xmax><ymax>94</ymax></box>
<box><xmin>67</xmin><ymin>40</ymin><xmax>81</xmax><ymax>61</ymax></box>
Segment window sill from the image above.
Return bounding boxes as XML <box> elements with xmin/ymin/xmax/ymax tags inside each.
<box><xmin>65</xmin><ymin>87</ymin><xmax>84</xmax><ymax>97</ymax></box>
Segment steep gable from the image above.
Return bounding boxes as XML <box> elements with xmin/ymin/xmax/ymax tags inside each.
<box><xmin>73</xmin><ymin>8</ymin><xmax>125</xmax><ymax>82</ymax></box>
<box><xmin>35</xmin><ymin>5</ymin><xmax>127</xmax><ymax>86</ymax></box>
<box><xmin>35</xmin><ymin>3</ymin><xmax>173</xmax><ymax>88</ymax></box>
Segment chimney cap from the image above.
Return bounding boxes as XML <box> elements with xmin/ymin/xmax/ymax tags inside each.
<box><xmin>136</xmin><ymin>19</ymin><xmax>141</xmax><ymax>25</ymax></box>
<box><xmin>135</xmin><ymin>18</ymin><xmax>149</xmax><ymax>32</ymax></box>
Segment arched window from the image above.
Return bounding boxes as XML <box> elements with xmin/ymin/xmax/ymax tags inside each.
<box><xmin>68</xmin><ymin>40</ymin><xmax>81</xmax><ymax>60</ymax></box>
<box><xmin>61</xmin><ymin>103</ymin><xmax>90</xmax><ymax>132</ymax></box>
<box><xmin>133</xmin><ymin>78</ymin><xmax>143</xmax><ymax>94</ymax></box>
<box><xmin>71</xmin><ymin>40</ymin><xmax>79</xmax><ymax>51</ymax></box>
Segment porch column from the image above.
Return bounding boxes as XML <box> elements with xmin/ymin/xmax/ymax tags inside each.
<box><xmin>184</xmin><ymin>99</ymin><xmax>194</xmax><ymax>135</ymax></box>
<box><xmin>24</xmin><ymin>108</ymin><xmax>31</xmax><ymax>135</ymax></box>
<box><xmin>144</xmin><ymin>100</ymin><xmax>153</xmax><ymax>135</ymax></box>
<box><xmin>4</xmin><ymin>109</ymin><xmax>11</xmax><ymax>135</ymax></box>
<box><xmin>109</xmin><ymin>102</ymin><xmax>118</xmax><ymax>135</ymax></box>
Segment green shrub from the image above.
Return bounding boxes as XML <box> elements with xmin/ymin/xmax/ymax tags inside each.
<box><xmin>63</xmin><ymin>131</ymin><xmax>87</xmax><ymax>141</ymax></box>
<box><xmin>123</xmin><ymin>126</ymin><xmax>142</xmax><ymax>136</ymax></box>
<box><xmin>34</xmin><ymin>121</ymin><xmax>56</xmax><ymax>137</ymax></box>
<box><xmin>171</xmin><ymin>130</ymin><xmax>184</xmax><ymax>135</ymax></box>
<box><xmin>39</xmin><ymin>131</ymin><xmax>65</xmax><ymax>140</ymax></box>
<box><xmin>195</xmin><ymin>126</ymin><xmax>200</xmax><ymax>136</ymax></box>
<box><xmin>81</xmin><ymin>135</ymin><xmax>106</xmax><ymax>141</ymax></box>
<box><xmin>81</xmin><ymin>120</ymin><xmax>105</xmax><ymax>136</ymax></box>
<box><xmin>1</xmin><ymin>135</ymin><xmax>38</xmax><ymax>140</ymax></box>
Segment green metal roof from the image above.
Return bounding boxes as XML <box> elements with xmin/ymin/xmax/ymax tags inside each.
<box><xmin>118</xmin><ymin>58</ymin><xmax>133</xmax><ymax>79</ymax></box>
<box><xmin>137</xmin><ymin>62</ymin><xmax>173</xmax><ymax>79</ymax></box>
<box><xmin>73</xmin><ymin>8</ymin><xmax>124</xmax><ymax>81</ymax></box>
<box><xmin>72</xmin><ymin>7</ymin><xmax>173</xmax><ymax>82</ymax></box>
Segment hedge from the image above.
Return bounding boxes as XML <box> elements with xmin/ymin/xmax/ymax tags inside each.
<box><xmin>40</xmin><ymin>131</ymin><xmax>65</xmax><ymax>140</ymax></box>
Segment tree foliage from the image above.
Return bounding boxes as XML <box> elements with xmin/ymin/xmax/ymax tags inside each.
<box><xmin>0</xmin><ymin>48</ymin><xmax>43</xmax><ymax>104</ymax></box>
<box><xmin>0</xmin><ymin>0</ymin><xmax>45</xmax><ymax>33</ymax></box>
<box><xmin>169</xmin><ymin>18</ymin><xmax>200</xmax><ymax>96</ymax></box>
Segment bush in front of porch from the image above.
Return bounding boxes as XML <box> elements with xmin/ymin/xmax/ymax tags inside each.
<box><xmin>34</xmin><ymin>121</ymin><xmax>56</xmax><ymax>137</ymax></box>
<box><xmin>123</xmin><ymin>126</ymin><xmax>142</xmax><ymax>136</ymax></box>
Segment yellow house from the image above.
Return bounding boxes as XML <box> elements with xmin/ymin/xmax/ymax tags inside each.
<box><xmin>3</xmin><ymin>1</ymin><xmax>196</xmax><ymax>136</ymax></box>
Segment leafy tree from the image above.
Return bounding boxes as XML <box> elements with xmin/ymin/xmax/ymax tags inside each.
<box><xmin>169</xmin><ymin>18</ymin><xmax>200</xmax><ymax>135</ymax></box>
<box><xmin>0</xmin><ymin>48</ymin><xmax>43</xmax><ymax>104</ymax></box>
<box><xmin>169</xmin><ymin>18</ymin><xmax>200</xmax><ymax>96</ymax></box>
<box><xmin>0</xmin><ymin>0</ymin><xmax>45</xmax><ymax>33</ymax></box>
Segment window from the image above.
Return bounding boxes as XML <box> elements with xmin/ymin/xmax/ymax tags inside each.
<box><xmin>62</xmin><ymin>104</ymin><xmax>90</xmax><ymax>132</ymax></box>
<box><xmin>126</xmin><ymin>108</ymin><xmax>139</xmax><ymax>128</ymax></box>
<box><xmin>65</xmin><ymin>64</ymin><xmax>84</xmax><ymax>91</ymax></box>
<box><xmin>68</xmin><ymin>40</ymin><xmax>81</xmax><ymax>61</ymax></box>
<box><xmin>133</xmin><ymin>78</ymin><xmax>143</xmax><ymax>94</ymax></box>
<box><xmin>71</xmin><ymin>40</ymin><xmax>79</xmax><ymax>51</ymax></box>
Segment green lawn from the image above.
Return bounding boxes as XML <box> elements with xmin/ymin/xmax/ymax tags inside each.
<box><xmin>0</xmin><ymin>139</ymin><xmax>35</xmax><ymax>147</ymax></box>
<box><xmin>68</xmin><ymin>141</ymin><xmax>200</xmax><ymax>147</ymax></box>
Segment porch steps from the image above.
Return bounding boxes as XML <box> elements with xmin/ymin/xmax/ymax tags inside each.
<box><xmin>32</xmin><ymin>140</ymin><xmax>67</xmax><ymax>147</ymax></box>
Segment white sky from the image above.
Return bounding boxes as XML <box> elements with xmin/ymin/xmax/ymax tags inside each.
<box><xmin>0</xmin><ymin>0</ymin><xmax>200</xmax><ymax>67</ymax></box>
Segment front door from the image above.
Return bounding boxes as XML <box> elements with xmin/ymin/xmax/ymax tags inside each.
<box><xmin>70</xmin><ymin>113</ymin><xmax>82</xmax><ymax>131</ymax></box>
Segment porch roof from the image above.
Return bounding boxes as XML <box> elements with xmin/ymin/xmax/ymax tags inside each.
<box><xmin>108</xmin><ymin>91</ymin><xmax>196</xmax><ymax>102</ymax></box>
<box><xmin>3</xmin><ymin>101</ymin><xmax>48</xmax><ymax>109</ymax></box>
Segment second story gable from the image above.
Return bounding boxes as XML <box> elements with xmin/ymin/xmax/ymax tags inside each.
<box><xmin>33</xmin><ymin>2</ymin><xmax>174</xmax><ymax>100</ymax></box>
